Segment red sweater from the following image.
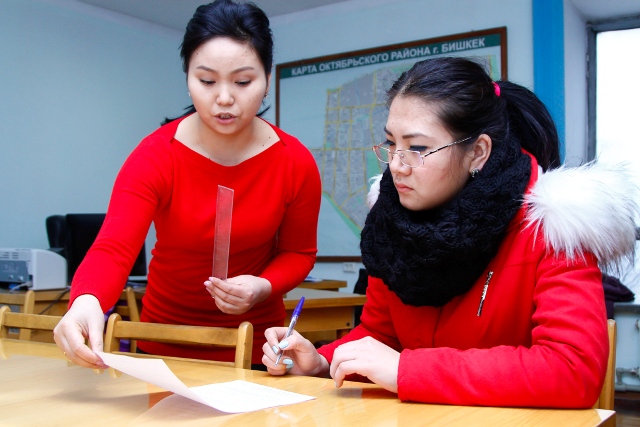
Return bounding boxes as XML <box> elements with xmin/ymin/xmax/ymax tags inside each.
<box><xmin>318</xmin><ymin>158</ymin><xmax>608</xmax><ymax>408</ymax></box>
<box><xmin>70</xmin><ymin>116</ymin><xmax>321</xmax><ymax>363</ymax></box>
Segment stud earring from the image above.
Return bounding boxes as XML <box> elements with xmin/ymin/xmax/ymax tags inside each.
<box><xmin>188</xmin><ymin>91</ymin><xmax>191</xmax><ymax>98</ymax></box>
<box><xmin>264</xmin><ymin>92</ymin><xmax>269</xmax><ymax>99</ymax></box>
<box><xmin>470</xmin><ymin>168</ymin><xmax>480</xmax><ymax>178</ymax></box>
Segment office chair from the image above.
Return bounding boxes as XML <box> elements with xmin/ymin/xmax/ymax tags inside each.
<box><xmin>45</xmin><ymin>213</ymin><xmax>147</xmax><ymax>284</ymax></box>
<box><xmin>104</xmin><ymin>313</ymin><xmax>253</xmax><ymax>369</ymax></box>
<box><xmin>45</xmin><ymin>215</ymin><xmax>67</xmax><ymax>258</ymax></box>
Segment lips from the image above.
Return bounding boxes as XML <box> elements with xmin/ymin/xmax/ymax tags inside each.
<box><xmin>395</xmin><ymin>182</ymin><xmax>412</xmax><ymax>193</ymax></box>
<box><xmin>214</xmin><ymin>113</ymin><xmax>236</xmax><ymax>124</ymax></box>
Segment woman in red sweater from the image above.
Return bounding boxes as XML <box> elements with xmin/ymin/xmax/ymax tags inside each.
<box><xmin>54</xmin><ymin>0</ymin><xmax>321</xmax><ymax>369</ymax></box>
<box><xmin>262</xmin><ymin>57</ymin><xmax>639</xmax><ymax>407</ymax></box>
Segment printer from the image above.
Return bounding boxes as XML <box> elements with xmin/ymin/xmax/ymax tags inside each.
<box><xmin>0</xmin><ymin>248</ymin><xmax>67</xmax><ymax>290</ymax></box>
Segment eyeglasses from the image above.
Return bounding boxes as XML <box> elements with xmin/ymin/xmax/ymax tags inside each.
<box><xmin>372</xmin><ymin>135</ymin><xmax>475</xmax><ymax>168</ymax></box>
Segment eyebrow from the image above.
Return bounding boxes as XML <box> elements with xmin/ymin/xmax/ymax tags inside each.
<box><xmin>383</xmin><ymin>126</ymin><xmax>431</xmax><ymax>140</ymax></box>
<box><xmin>195</xmin><ymin>65</ymin><xmax>256</xmax><ymax>74</ymax></box>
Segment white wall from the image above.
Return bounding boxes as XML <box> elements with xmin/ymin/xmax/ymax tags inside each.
<box><xmin>0</xmin><ymin>0</ymin><xmax>187</xmax><ymax>256</ymax></box>
<box><xmin>1</xmin><ymin>0</ymin><xmax>624</xmax><ymax>292</ymax></box>
<box><xmin>0</xmin><ymin>0</ymin><xmax>535</xmax><ymax>293</ymax></box>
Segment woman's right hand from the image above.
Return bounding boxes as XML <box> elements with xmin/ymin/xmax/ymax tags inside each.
<box><xmin>262</xmin><ymin>327</ymin><xmax>330</xmax><ymax>377</ymax></box>
<box><xmin>53</xmin><ymin>294</ymin><xmax>108</xmax><ymax>369</ymax></box>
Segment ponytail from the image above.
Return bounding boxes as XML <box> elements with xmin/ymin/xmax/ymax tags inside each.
<box><xmin>498</xmin><ymin>81</ymin><xmax>561</xmax><ymax>170</ymax></box>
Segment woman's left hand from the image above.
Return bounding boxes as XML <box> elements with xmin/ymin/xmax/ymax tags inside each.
<box><xmin>330</xmin><ymin>336</ymin><xmax>400</xmax><ymax>393</ymax></box>
<box><xmin>204</xmin><ymin>275</ymin><xmax>272</xmax><ymax>314</ymax></box>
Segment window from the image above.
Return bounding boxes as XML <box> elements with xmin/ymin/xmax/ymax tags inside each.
<box><xmin>594</xmin><ymin>27</ymin><xmax>640</xmax><ymax>170</ymax></box>
<box><xmin>588</xmin><ymin>18</ymin><xmax>640</xmax><ymax>294</ymax></box>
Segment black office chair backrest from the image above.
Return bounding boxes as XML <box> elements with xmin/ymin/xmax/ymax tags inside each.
<box><xmin>45</xmin><ymin>215</ymin><xmax>67</xmax><ymax>258</ymax></box>
<box><xmin>65</xmin><ymin>214</ymin><xmax>107</xmax><ymax>282</ymax></box>
<box><xmin>53</xmin><ymin>214</ymin><xmax>147</xmax><ymax>283</ymax></box>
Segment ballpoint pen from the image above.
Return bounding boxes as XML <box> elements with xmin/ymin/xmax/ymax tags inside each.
<box><xmin>275</xmin><ymin>296</ymin><xmax>305</xmax><ymax>366</ymax></box>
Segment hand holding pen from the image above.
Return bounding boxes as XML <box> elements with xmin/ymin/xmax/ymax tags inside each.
<box><xmin>275</xmin><ymin>296</ymin><xmax>305</xmax><ymax>367</ymax></box>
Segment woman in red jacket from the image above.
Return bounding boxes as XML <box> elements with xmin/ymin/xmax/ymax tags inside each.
<box><xmin>263</xmin><ymin>57</ymin><xmax>638</xmax><ymax>407</ymax></box>
<box><xmin>54</xmin><ymin>0</ymin><xmax>321</xmax><ymax>370</ymax></box>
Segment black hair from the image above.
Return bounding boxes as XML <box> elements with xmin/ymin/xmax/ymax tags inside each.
<box><xmin>386</xmin><ymin>57</ymin><xmax>561</xmax><ymax>170</ymax></box>
<box><xmin>162</xmin><ymin>0</ymin><xmax>273</xmax><ymax>124</ymax></box>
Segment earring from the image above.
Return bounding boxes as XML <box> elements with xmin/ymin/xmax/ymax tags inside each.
<box><xmin>264</xmin><ymin>92</ymin><xmax>269</xmax><ymax>99</ymax></box>
<box><xmin>470</xmin><ymin>168</ymin><xmax>480</xmax><ymax>178</ymax></box>
<box><xmin>188</xmin><ymin>91</ymin><xmax>191</xmax><ymax>98</ymax></box>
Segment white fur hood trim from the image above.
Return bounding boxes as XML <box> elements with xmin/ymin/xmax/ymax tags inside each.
<box><xmin>367</xmin><ymin>174</ymin><xmax>382</xmax><ymax>209</ymax></box>
<box><xmin>366</xmin><ymin>162</ymin><xmax>639</xmax><ymax>269</ymax></box>
<box><xmin>525</xmin><ymin>161</ymin><xmax>638</xmax><ymax>269</ymax></box>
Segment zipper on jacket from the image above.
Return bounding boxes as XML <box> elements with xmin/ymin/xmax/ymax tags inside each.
<box><xmin>476</xmin><ymin>271</ymin><xmax>494</xmax><ymax>317</ymax></box>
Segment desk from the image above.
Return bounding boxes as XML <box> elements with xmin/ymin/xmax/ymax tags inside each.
<box><xmin>0</xmin><ymin>280</ymin><xmax>348</xmax><ymax>317</ymax></box>
<box><xmin>0</xmin><ymin>277</ymin><xmax>346</xmax><ymax>317</ymax></box>
<box><xmin>297</xmin><ymin>279</ymin><xmax>346</xmax><ymax>291</ymax></box>
<box><xmin>284</xmin><ymin>288</ymin><xmax>366</xmax><ymax>338</ymax></box>
<box><xmin>0</xmin><ymin>339</ymin><xmax>614</xmax><ymax>426</ymax></box>
<box><xmin>1</xmin><ymin>286</ymin><xmax>363</xmax><ymax>343</ymax></box>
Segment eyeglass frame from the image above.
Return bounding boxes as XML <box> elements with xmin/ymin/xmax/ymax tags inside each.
<box><xmin>372</xmin><ymin>135</ymin><xmax>476</xmax><ymax>168</ymax></box>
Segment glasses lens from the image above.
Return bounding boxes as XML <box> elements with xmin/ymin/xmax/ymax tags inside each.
<box><xmin>401</xmin><ymin>151</ymin><xmax>423</xmax><ymax>168</ymax></box>
<box><xmin>374</xmin><ymin>145</ymin><xmax>391</xmax><ymax>163</ymax></box>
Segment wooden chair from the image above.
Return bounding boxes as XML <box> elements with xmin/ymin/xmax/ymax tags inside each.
<box><xmin>0</xmin><ymin>305</ymin><xmax>62</xmax><ymax>340</ymax></box>
<box><xmin>113</xmin><ymin>287</ymin><xmax>141</xmax><ymax>352</ymax></box>
<box><xmin>593</xmin><ymin>319</ymin><xmax>617</xmax><ymax>411</ymax></box>
<box><xmin>104</xmin><ymin>313</ymin><xmax>253</xmax><ymax>369</ymax></box>
<box><xmin>0</xmin><ymin>290</ymin><xmax>36</xmax><ymax>340</ymax></box>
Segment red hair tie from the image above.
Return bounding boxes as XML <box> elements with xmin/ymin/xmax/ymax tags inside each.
<box><xmin>493</xmin><ymin>81</ymin><xmax>501</xmax><ymax>97</ymax></box>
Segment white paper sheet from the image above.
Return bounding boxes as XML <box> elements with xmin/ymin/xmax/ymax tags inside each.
<box><xmin>96</xmin><ymin>352</ymin><xmax>314</xmax><ymax>413</ymax></box>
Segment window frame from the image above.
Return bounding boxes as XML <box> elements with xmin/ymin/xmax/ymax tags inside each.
<box><xmin>587</xmin><ymin>15</ymin><xmax>640</xmax><ymax>160</ymax></box>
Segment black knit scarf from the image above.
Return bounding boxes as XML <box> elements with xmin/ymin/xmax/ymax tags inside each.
<box><xmin>360</xmin><ymin>142</ymin><xmax>531</xmax><ymax>307</ymax></box>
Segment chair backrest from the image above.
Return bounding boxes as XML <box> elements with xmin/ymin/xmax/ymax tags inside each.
<box><xmin>104</xmin><ymin>313</ymin><xmax>253</xmax><ymax>369</ymax></box>
<box><xmin>0</xmin><ymin>305</ymin><xmax>62</xmax><ymax>340</ymax></box>
<box><xmin>113</xmin><ymin>287</ymin><xmax>141</xmax><ymax>352</ymax></box>
<box><xmin>112</xmin><ymin>287</ymin><xmax>140</xmax><ymax>322</ymax></box>
<box><xmin>593</xmin><ymin>319</ymin><xmax>617</xmax><ymax>410</ymax></box>
<box><xmin>45</xmin><ymin>215</ymin><xmax>67</xmax><ymax>258</ymax></box>
<box><xmin>57</xmin><ymin>213</ymin><xmax>147</xmax><ymax>283</ymax></box>
<box><xmin>0</xmin><ymin>291</ymin><xmax>36</xmax><ymax>340</ymax></box>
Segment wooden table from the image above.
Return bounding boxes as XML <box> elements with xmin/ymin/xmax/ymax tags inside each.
<box><xmin>1</xmin><ymin>277</ymin><xmax>346</xmax><ymax>315</ymax></box>
<box><xmin>1</xmin><ymin>285</ymin><xmax>363</xmax><ymax>342</ymax></box>
<box><xmin>297</xmin><ymin>279</ymin><xmax>346</xmax><ymax>291</ymax></box>
<box><xmin>0</xmin><ymin>339</ymin><xmax>615</xmax><ymax>426</ymax></box>
<box><xmin>1</xmin><ymin>279</ymin><xmax>347</xmax><ymax>317</ymax></box>
<box><xmin>284</xmin><ymin>288</ymin><xmax>366</xmax><ymax>338</ymax></box>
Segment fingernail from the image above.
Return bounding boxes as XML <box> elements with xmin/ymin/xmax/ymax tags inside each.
<box><xmin>278</xmin><ymin>340</ymin><xmax>289</xmax><ymax>349</ymax></box>
<box><xmin>283</xmin><ymin>358</ymin><xmax>293</xmax><ymax>366</ymax></box>
<box><xmin>272</xmin><ymin>345</ymin><xmax>279</xmax><ymax>354</ymax></box>
<box><xmin>334</xmin><ymin>380</ymin><xmax>338</xmax><ymax>388</ymax></box>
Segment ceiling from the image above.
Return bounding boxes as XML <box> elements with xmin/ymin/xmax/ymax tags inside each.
<box><xmin>75</xmin><ymin>0</ymin><xmax>352</xmax><ymax>31</ymax></box>
<box><xmin>75</xmin><ymin>0</ymin><xmax>640</xmax><ymax>32</ymax></box>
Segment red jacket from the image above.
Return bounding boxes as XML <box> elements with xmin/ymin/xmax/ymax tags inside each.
<box><xmin>318</xmin><ymin>155</ymin><xmax>622</xmax><ymax>408</ymax></box>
